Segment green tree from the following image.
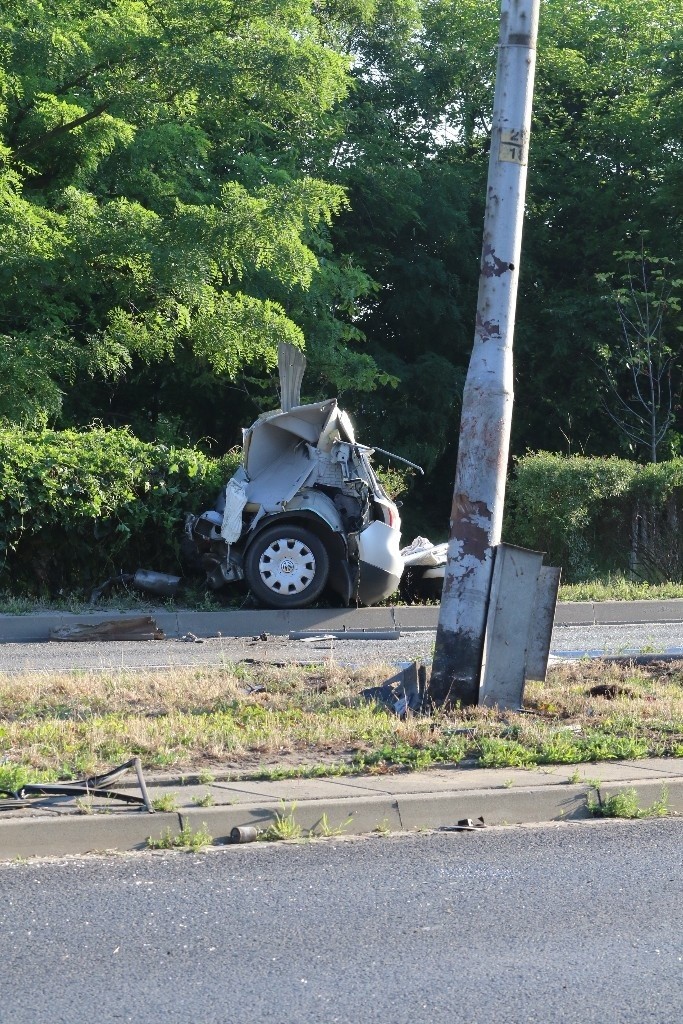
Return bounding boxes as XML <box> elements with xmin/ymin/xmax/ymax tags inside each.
<box><xmin>0</xmin><ymin>0</ymin><xmax>384</xmax><ymax>431</ymax></box>
<box><xmin>597</xmin><ymin>244</ymin><xmax>683</xmax><ymax>462</ymax></box>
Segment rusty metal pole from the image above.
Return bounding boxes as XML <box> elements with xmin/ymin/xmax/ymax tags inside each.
<box><xmin>429</xmin><ymin>0</ymin><xmax>540</xmax><ymax>707</ymax></box>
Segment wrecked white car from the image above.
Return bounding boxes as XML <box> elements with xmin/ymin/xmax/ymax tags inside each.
<box><xmin>187</xmin><ymin>346</ymin><xmax>410</xmax><ymax>609</ymax></box>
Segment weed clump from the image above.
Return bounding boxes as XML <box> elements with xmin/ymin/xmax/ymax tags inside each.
<box><xmin>588</xmin><ymin>785</ymin><xmax>670</xmax><ymax>819</ymax></box>
<box><xmin>147</xmin><ymin>823</ymin><xmax>213</xmax><ymax>851</ymax></box>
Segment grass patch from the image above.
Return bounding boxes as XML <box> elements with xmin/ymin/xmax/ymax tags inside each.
<box><xmin>0</xmin><ymin>659</ymin><xmax>682</xmax><ymax>786</ymax></box>
<box><xmin>261</xmin><ymin>802</ymin><xmax>303</xmax><ymax>842</ymax></box>
<box><xmin>147</xmin><ymin>822</ymin><xmax>213</xmax><ymax>851</ymax></box>
<box><xmin>152</xmin><ymin>792</ymin><xmax>179</xmax><ymax>812</ymax></box>
<box><xmin>588</xmin><ymin>785</ymin><xmax>670</xmax><ymax>819</ymax></box>
<box><xmin>559</xmin><ymin>577</ymin><xmax>683</xmax><ymax>602</ymax></box>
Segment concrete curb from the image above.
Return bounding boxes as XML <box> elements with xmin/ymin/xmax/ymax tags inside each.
<box><xmin>2</xmin><ymin>598</ymin><xmax>683</xmax><ymax>642</ymax></box>
<box><xmin>3</xmin><ymin>772</ymin><xmax>681</xmax><ymax>861</ymax></box>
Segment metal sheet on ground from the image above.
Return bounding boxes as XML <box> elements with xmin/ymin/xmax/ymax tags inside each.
<box><xmin>525</xmin><ymin>565</ymin><xmax>562</xmax><ymax>681</ymax></box>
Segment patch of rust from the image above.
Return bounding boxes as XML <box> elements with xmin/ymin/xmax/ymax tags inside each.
<box><xmin>475</xmin><ymin>312</ymin><xmax>501</xmax><ymax>340</ymax></box>
<box><xmin>449</xmin><ymin>494</ymin><xmax>491</xmax><ymax>561</ymax></box>
<box><xmin>481</xmin><ymin>243</ymin><xmax>512</xmax><ymax>278</ymax></box>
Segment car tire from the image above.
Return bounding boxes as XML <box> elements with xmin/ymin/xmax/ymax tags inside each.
<box><xmin>244</xmin><ymin>524</ymin><xmax>330</xmax><ymax>609</ymax></box>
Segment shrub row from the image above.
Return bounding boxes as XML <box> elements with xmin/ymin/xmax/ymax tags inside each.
<box><xmin>5</xmin><ymin>438</ymin><xmax>681</xmax><ymax>596</ymax></box>
<box><xmin>0</xmin><ymin>426</ymin><xmax>240</xmax><ymax>595</ymax></box>
<box><xmin>506</xmin><ymin>452</ymin><xmax>683</xmax><ymax>582</ymax></box>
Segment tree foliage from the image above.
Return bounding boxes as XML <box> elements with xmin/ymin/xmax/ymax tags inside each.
<box><xmin>2</xmin><ymin>0</ymin><xmax>683</xmax><ymax>545</ymax></box>
<box><xmin>0</xmin><ymin>0</ymin><xmax>385</xmax><ymax>428</ymax></box>
<box><xmin>597</xmin><ymin>244</ymin><xmax>683</xmax><ymax>462</ymax></box>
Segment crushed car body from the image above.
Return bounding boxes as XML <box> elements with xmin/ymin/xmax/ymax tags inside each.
<box><xmin>187</xmin><ymin>345</ymin><xmax>404</xmax><ymax>609</ymax></box>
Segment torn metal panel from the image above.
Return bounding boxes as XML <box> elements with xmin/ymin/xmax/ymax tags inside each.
<box><xmin>243</xmin><ymin>400</ymin><xmax>337</xmax><ymax>477</ymax></box>
<box><xmin>278</xmin><ymin>342</ymin><xmax>306</xmax><ymax>413</ymax></box>
<box><xmin>245</xmin><ymin>445</ymin><xmax>317</xmax><ymax>511</ymax></box>
<box><xmin>479</xmin><ymin>544</ymin><xmax>543</xmax><ymax>710</ymax></box>
<box><xmin>50</xmin><ymin>615</ymin><xmax>164</xmax><ymax>642</ymax></box>
<box><xmin>289</xmin><ymin>629</ymin><xmax>400</xmax><ymax>641</ymax></box>
<box><xmin>362</xmin><ymin>661</ymin><xmax>426</xmax><ymax>716</ymax></box>
<box><xmin>525</xmin><ymin>565</ymin><xmax>562</xmax><ymax>682</ymax></box>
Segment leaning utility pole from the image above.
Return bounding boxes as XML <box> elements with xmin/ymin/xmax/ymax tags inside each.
<box><xmin>429</xmin><ymin>0</ymin><xmax>540</xmax><ymax>707</ymax></box>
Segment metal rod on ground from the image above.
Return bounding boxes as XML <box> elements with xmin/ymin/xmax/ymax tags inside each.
<box><xmin>134</xmin><ymin>756</ymin><xmax>155</xmax><ymax>813</ymax></box>
<box><xmin>430</xmin><ymin>0</ymin><xmax>540</xmax><ymax>707</ymax></box>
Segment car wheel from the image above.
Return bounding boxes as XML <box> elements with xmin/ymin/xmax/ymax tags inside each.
<box><xmin>244</xmin><ymin>524</ymin><xmax>330</xmax><ymax>609</ymax></box>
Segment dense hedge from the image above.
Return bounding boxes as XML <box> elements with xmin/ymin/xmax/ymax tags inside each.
<box><xmin>9</xmin><ymin>437</ymin><xmax>682</xmax><ymax>596</ymax></box>
<box><xmin>506</xmin><ymin>453</ymin><xmax>683</xmax><ymax>582</ymax></box>
<box><xmin>0</xmin><ymin>427</ymin><xmax>240</xmax><ymax>595</ymax></box>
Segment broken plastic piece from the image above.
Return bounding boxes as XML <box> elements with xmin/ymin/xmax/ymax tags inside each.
<box><xmin>440</xmin><ymin>817</ymin><xmax>486</xmax><ymax>832</ymax></box>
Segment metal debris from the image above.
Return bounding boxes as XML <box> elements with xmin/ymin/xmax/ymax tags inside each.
<box><xmin>290</xmin><ymin>629</ymin><xmax>400</xmax><ymax>641</ymax></box>
<box><xmin>362</xmin><ymin>661</ymin><xmax>427</xmax><ymax>716</ymax></box>
<box><xmin>0</xmin><ymin>757</ymin><xmax>154</xmax><ymax>813</ymax></box>
<box><xmin>230</xmin><ymin>825</ymin><xmax>258</xmax><ymax>844</ymax></box>
<box><xmin>50</xmin><ymin>615</ymin><xmax>164</xmax><ymax>642</ymax></box>
<box><xmin>90</xmin><ymin>569</ymin><xmax>181</xmax><ymax>605</ymax></box>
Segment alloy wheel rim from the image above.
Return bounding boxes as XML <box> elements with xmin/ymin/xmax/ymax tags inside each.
<box><xmin>258</xmin><ymin>538</ymin><xmax>316</xmax><ymax>595</ymax></box>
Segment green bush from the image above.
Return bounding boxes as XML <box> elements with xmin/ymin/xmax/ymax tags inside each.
<box><xmin>506</xmin><ymin>453</ymin><xmax>683</xmax><ymax>583</ymax></box>
<box><xmin>0</xmin><ymin>426</ymin><xmax>239</xmax><ymax>595</ymax></box>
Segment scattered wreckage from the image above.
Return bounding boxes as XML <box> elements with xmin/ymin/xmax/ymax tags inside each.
<box><xmin>186</xmin><ymin>344</ymin><xmax>446</xmax><ymax>610</ymax></box>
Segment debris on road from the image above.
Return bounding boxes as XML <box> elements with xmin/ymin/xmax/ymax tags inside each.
<box><xmin>230</xmin><ymin>825</ymin><xmax>258</xmax><ymax>844</ymax></box>
<box><xmin>176</xmin><ymin>632</ymin><xmax>204</xmax><ymax>643</ymax></box>
<box><xmin>50</xmin><ymin>615</ymin><xmax>164</xmax><ymax>642</ymax></box>
<box><xmin>295</xmin><ymin>634</ymin><xmax>337</xmax><ymax>643</ymax></box>
<box><xmin>441</xmin><ymin>817</ymin><xmax>486</xmax><ymax>832</ymax></box>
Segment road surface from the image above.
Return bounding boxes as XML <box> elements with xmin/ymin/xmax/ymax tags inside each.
<box><xmin>0</xmin><ymin>619</ymin><xmax>682</xmax><ymax>672</ymax></box>
<box><xmin>1</xmin><ymin>820</ymin><xmax>682</xmax><ymax>1023</ymax></box>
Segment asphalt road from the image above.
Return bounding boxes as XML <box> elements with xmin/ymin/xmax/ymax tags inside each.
<box><xmin>1</xmin><ymin>620</ymin><xmax>683</xmax><ymax>672</ymax></box>
<box><xmin>1</xmin><ymin>821</ymin><xmax>681</xmax><ymax>1024</ymax></box>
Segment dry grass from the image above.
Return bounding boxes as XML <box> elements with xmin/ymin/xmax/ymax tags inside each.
<box><xmin>0</xmin><ymin>659</ymin><xmax>682</xmax><ymax>786</ymax></box>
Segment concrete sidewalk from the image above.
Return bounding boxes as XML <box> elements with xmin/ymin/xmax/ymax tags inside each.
<box><xmin>2</xmin><ymin>758</ymin><xmax>681</xmax><ymax>860</ymax></box>
<box><xmin>2</xmin><ymin>598</ymin><xmax>683</xmax><ymax>643</ymax></box>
